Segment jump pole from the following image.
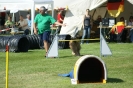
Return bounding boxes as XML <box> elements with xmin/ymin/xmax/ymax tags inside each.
<box><xmin>5</xmin><ymin>44</ymin><xmax>9</xmax><ymax>88</ymax></box>
<box><xmin>100</xmin><ymin>22</ymin><xmax>102</xmax><ymax>58</ymax></box>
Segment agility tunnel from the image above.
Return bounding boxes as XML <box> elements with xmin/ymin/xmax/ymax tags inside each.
<box><xmin>73</xmin><ymin>55</ymin><xmax>107</xmax><ymax>84</ymax></box>
<box><xmin>26</xmin><ymin>35</ymin><xmax>41</xmax><ymax>49</ymax></box>
<box><xmin>0</xmin><ymin>34</ymin><xmax>71</xmax><ymax>52</ymax></box>
<box><xmin>58</xmin><ymin>34</ymin><xmax>71</xmax><ymax>49</ymax></box>
<box><xmin>49</xmin><ymin>34</ymin><xmax>71</xmax><ymax>49</ymax></box>
<box><xmin>0</xmin><ymin>35</ymin><xmax>29</xmax><ymax>52</ymax></box>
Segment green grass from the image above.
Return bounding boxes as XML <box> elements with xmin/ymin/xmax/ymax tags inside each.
<box><xmin>0</xmin><ymin>43</ymin><xmax>133</xmax><ymax>88</ymax></box>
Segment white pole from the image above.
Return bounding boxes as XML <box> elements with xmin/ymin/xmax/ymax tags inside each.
<box><xmin>19</xmin><ymin>11</ymin><xmax>20</xmax><ymax>16</ymax></box>
<box><xmin>31</xmin><ymin>2</ymin><xmax>35</xmax><ymax>35</ymax></box>
<box><xmin>100</xmin><ymin>22</ymin><xmax>102</xmax><ymax>58</ymax></box>
<box><xmin>12</xmin><ymin>13</ymin><xmax>14</xmax><ymax>22</ymax></box>
<box><xmin>51</xmin><ymin>2</ymin><xmax>54</xmax><ymax>17</ymax></box>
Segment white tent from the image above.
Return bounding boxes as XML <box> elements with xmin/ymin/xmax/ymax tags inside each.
<box><xmin>127</xmin><ymin>0</ymin><xmax>133</xmax><ymax>4</ymax></box>
<box><xmin>60</xmin><ymin>0</ymin><xmax>133</xmax><ymax>37</ymax></box>
<box><xmin>0</xmin><ymin>0</ymin><xmax>54</xmax><ymax>35</ymax></box>
<box><xmin>60</xmin><ymin>0</ymin><xmax>107</xmax><ymax>37</ymax></box>
<box><xmin>1</xmin><ymin>0</ymin><xmax>133</xmax><ymax>35</ymax></box>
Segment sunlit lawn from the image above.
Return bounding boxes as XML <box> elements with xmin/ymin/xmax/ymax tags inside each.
<box><xmin>0</xmin><ymin>43</ymin><xmax>133</xmax><ymax>88</ymax></box>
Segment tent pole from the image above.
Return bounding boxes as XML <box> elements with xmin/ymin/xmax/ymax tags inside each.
<box><xmin>51</xmin><ymin>2</ymin><xmax>54</xmax><ymax>17</ymax></box>
<box><xmin>31</xmin><ymin>2</ymin><xmax>35</xmax><ymax>35</ymax></box>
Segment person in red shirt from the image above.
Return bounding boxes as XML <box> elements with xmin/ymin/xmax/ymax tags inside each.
<box><xmin>57</xmin><ymin>9</ymin><xmax>64</xmax><ymax>33</ymax></box>
<box><xmin>57</xmin><ymin>10</ymin><xmax>64</xmax><ymax>23</ymax></box>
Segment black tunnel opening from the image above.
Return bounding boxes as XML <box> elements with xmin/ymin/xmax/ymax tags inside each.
<box><xmin>18</xmin><ymin>37</ymin><xmax>29</xmax><ymax>52</ymax></box>
<box><xmin>78</xmin><ymin>57</ymin><xmax>104</xmax><ymax>83</ymax></box>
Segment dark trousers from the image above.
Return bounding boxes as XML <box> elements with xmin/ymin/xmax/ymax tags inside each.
<box><xmin>57</xmin><ymin>26</ymin><xmax>62</xmax><ymax>34</ymax></box>
<box><xmin>109</xmin><ymin>33</ymin><xmax>117</xmax><ymax>42</ymax></box>
<box><xmin>19</xmin><ymin>28</ymin><xmax>30</xmax><ymax>35</ymax></box>
<box><xmin>24</xmin><ymin>29</ymin><xmax>30</xmax><ymax>35</ymax></box>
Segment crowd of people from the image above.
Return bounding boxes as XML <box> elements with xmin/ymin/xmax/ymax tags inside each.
<box><xmin>0</xmin><ymin>12</ymin><xmax>31</xmax><ymax>35</ymax></box>
<box><xmin>108</xmin><ymin>16</ymin><xmax>133</xmax><ymax>43</ymax></box>
<box><xmin>0</xmin><ymin>7</ymin><xmax>133</xmax><ymax>57</ymax></box>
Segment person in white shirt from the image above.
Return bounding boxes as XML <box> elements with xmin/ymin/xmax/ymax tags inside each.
<box><xmin>18</xmin><ymin>15</ymin><xmax>29</xmax><ymax>35</ymax></box>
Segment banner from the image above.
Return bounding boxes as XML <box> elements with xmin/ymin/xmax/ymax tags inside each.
<box><xmin>107</xmin><ymin>0</ymin><xmax>124</xmax><ymax>17</ymax></box>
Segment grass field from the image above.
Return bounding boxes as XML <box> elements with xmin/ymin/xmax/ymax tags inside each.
<box><xmin>0</xmin><ymin>43</ymin><xmax>133</xmax><ymax>88</ymax></box>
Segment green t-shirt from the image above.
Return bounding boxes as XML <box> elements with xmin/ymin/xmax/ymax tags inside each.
<box><xmin>5</xmin><ymin>20</ymin><xmax>14</xmax><ymax>27</ymax></box>
<box><xmin>34</xmin><ymin>14</ymin><xmax>56</xmax><ymax>34</ymax></box>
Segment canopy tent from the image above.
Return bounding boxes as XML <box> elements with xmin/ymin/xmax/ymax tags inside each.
<box><xmin>60</xmin><ymin>0</ymin><xmax>133</xmax><ymax>37</ymax></box>
<box><xmin>1</xmin><ymin>0</ymin><xmax>133</xmax><ymax>35</ymax></box>
<box><xmin>60</xmin><ymin>0</ymin><xmax>107</xmax><ymax>37</ymax></box>
<box><xmin>53</xmin><ymin>0</ymin><xmax>77</xmax><ymax>9</ymax></box>
<box><xmin>0</xmin><ymin>0</ymin><xmax>54</xmax><ymax>35</ymax></box>
<box><xmin>53</xmin><ymin>0</ymin><xmax>133</xmax><ymax>9</ymax></box>
<box><xmin>127</xmin><ymin>0</ymin><xmax>133</xmax><ymax>4</ymax></box>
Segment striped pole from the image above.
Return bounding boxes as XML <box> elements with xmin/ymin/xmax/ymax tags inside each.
<box><xmin>5</xmin><ymin>44</ymin><xmax>9</xmax><ymax>88</ymax></box>
<box><xmin>0</xmin><ymin>28</ymin><xmax>10</xmax><ymax>33</ymax></box>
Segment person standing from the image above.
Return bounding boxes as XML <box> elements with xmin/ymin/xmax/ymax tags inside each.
<box><xmin>81</xmin><ymin>9</ymin><xmax>92</xmax><ymax>44</ymax></box>
<box><xmin>57</xmin><ymin>9</ymin><xmax>64</xmax><ymax>33</ymax></box>
<box><xmin>34</xmin><ymin>6</ymin><xmax>66</xmax><ymax>57</ymax></box>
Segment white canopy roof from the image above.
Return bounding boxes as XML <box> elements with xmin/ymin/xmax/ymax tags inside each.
<box><xmin>1</xmin><ymin>0</ymin><xmax>133</xmax><ymax>10</ymax></box>
<box><xmin>1</xmin><ymin>0</ymin><xmax>133</xmax><ymax>35</ymax></box>
<box><xmin>0</xmin><ymin>0</ymin><xmax>53</xmax><ymax>10</ymax></box>
<box><xmin>0</xmin><ymin>0</ymin><xmax>54</xmax><ymax>35</ymax></box>
<box><xmin>127</xmin><ymin>0</ymin><xmax>133</xmax><ymax>4</ymax></box>
<box><xmin>60</xmin><ymin>0</ymin><xmax>133</xmax><ymax>36</ymax></box>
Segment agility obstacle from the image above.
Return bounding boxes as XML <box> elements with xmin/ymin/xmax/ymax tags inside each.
<box><xmin>0</xmin><ymin>28</ymin><xmax>10</xmax><ymax>33</ymax></box>
<box><xmin>0</xmin><ymin>34</ymin><xmax>99</xmax><ymax>53</ymax></box>
<box><xmin>73</xmin><ymin>55</ymin><xmax>107</xmax><ymax>84</ymax></box>
<box><xmin>5</xmin><ymin>44</ymin><xmax>9</xmax><ymax>88</ymax></box>
<box><xmin>0</xmin><ymin>35</ymin><xmax>29</xmax><ymax>52</ymax></box>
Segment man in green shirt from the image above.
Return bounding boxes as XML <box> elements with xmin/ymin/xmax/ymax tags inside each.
<box><xmin>34</xmin><ymin>6</ymin><xmax>66</xmax><ymax>57</ymax></box>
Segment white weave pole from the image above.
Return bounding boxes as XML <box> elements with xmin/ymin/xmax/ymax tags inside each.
<box><xmin>100</xmin><ymin>22</ymin><xmax>102</xmax><ymax>58</ymax></box>
<box><xmin>99</xmin><ymin>22</ymin><xmax>112</xmax><ymax>58</ymax></box>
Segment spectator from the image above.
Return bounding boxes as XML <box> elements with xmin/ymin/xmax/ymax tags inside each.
<box><xmin>128</xmin><ymin>16</ymin><xmax>133</xmax><ymax>43</ymax></box>
<box><xmin>26</xmin><ymin>14</ymin><xmax>31</xmax><ymax>27</ymax></box>
<box><xmin>93</xmin><ymin>15</ymin><xmax>102</xmax><ymax>37</ymax></box>
<box><xmin>18</xmin><ymin>15</ymin><xmax>30</xmax><ymax>35</ymax></box>
<box><xmin>4</xmin><ymin>15</ymin><xmax>15</xmax><ymax>28</ymax></box>
<box><xmin>108</xmin><ymin>17</ymin><xmax>125</xmax><ymax>42</ymax></box>
<box><xmin>26</xmin><ymin>14</ymin><xmax>31</xmax><ymax>33</ymax></box>
<box><xmin>81</xmin><ymin>9</ymin><xmax>92</xmax><ymax>44</ymax></box>
<box><xmin>34</xmin><ymin>6</ymin><xmax>66</xmax><ymax>57</ymax></box>
<box><xmin>0</xmin><ymin>12</ymin><xmax>6</xmax><ymax>30</ymax></box>
<box><xmin>57</xmin><ymin>9</ymin><xmax>64</xmax><ymax>33</ymax></box>
<box><xmin>93</xmin><ymin>15</ymin><xmax>102</xmax><ymax>25</ymax></box>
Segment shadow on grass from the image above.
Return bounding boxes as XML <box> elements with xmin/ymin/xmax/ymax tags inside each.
<box><xmin>59</xmin><ymin>55</ymin><xmax>74</xmax><ymax>58</ymax></box>
<box><xmin>107</xmin><ymin>78</ymin><xmax>124</xmax><ymax>83</ymax></box>
<box><xmin>59</xmin><ymin>54</ymin><xmax>85</xmax><ymax>58</ymax></box>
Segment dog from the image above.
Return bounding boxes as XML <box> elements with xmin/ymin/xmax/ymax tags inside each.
<box><xmin>69</xmin><ymin>39</ymin><xmax>81</xmax><ymax>56</ymax></box>
<box><xmin>69</xmin><ymin>29</ymin><xmax>81</xmax><ymax>56</ymax></box>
